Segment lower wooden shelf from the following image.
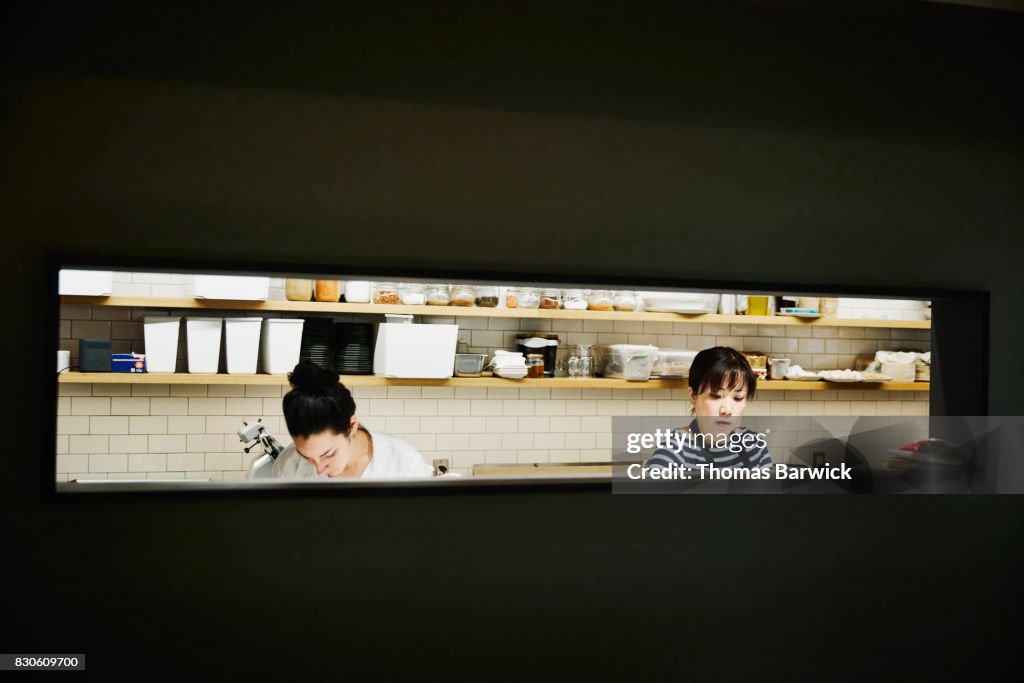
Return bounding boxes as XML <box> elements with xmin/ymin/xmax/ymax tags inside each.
<box><xmin>56</xmin><ymin>372</ymin><xmax>928</xmax><ymax>391</ymax></box>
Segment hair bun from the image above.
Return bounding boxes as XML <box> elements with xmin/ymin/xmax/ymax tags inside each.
<box><xmin>288</xmin><ymin>360</ymin><xmax>340</xmax><ymax>392</ymax></box>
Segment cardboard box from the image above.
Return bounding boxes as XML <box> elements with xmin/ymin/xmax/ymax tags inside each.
<box><xmin>112</xmin><ymin>353</ymin><xmax>147</xmax><ymax>373</ymax></box>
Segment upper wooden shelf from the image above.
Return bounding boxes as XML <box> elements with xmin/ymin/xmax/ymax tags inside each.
<box><xmin>60</xmin><ymin>296</ymin><xmax>932</xmax><ymax>330</ymax></box>
<box><xmin>56</xmin><ymin>372</ymin><xmax>928</xmax><ymax>391</ymax></box>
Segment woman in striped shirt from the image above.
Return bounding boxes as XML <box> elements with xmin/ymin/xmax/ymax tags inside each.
<box><xmin>646</xmin><ymin>346</ymin><xmax>771</xmax><ymax>470</ymax></box>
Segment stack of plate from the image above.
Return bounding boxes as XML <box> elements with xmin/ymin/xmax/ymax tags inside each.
<box><xmin>915</xmin><ymin>360</ymin><xmax>931</xmax><ymax>382</ymax></box>
<box><xmin>334</xmin><ymin>322</ymin><xmax>374</xmax><ymax>375</ymax></box>
<box><xmin>299</xmin><ymin>317</ymin><xmax>333</xmax><ymax>368</ymax></box>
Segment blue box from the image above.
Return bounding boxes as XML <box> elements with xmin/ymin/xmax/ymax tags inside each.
<box><xmin>112</xmin><ymin>353</ymin><xmax>147</xmax><ymax>373</ymax></box>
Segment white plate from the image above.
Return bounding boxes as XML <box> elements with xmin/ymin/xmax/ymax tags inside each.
<box><xmin>786</xmin><ymin>374</ymin><xmax>821</xmax><ymax>381</ymax></box>
<box><xmin>644</xmin><ymin>306</ymin><xmax>715</xmax><ymax>314</ymax></box>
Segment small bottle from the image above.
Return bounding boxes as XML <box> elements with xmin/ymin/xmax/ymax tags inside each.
<box><xmin>526</xmin><ymin>354</ymin><xmax>545</xmax><ymax>378</ymax></box>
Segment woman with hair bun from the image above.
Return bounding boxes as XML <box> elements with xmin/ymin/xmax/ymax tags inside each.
<box><xmin>272</xmin><ymin>360</ymin><xmax>433</xmax><ymax>478</ymax></box>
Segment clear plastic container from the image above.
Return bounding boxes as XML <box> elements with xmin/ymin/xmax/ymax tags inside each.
<box><xmin>314</xmin><ymin>280</ymin><xmax>342</xmax><ymax>302</ymax></box>
<box><xmin>539</xmin><ymin>288</ymin><xmax>561</xmax><ymax>309</ymax></box>
<box><xmin>285</xmin><ymin>279</ymin><xmax>313</xmax><ymax>302</ymax></box>
<box><xmin>372</xmin><ymin>282</ymin><xmax>400</xmax><ymax>305</ymax></box>
<box><xmin>563</xmin><ymin>289</ymin><xmax>588</xmax><ymax>310</ymax></box>
<box><xmin>505</xmin><ymin>287</ymin><xmax>523</xmax><ymax>309</ymax></box>
<box><xmin>475</xmin><ymin>285</ymin><xmax>499</xmax><ymax>308</ymax></box>
<box><xmin>450</xmin><ymin>284</ymin><xmax>476</xmax><ymax>307</ymax></box>
<box><xmin>588</xmin><ymin>290</ymin><xmax>614</xmax><ymax>311</ymax></box>
<box><xmin>651</xmin><ymin>349</ymin><xmax>698</xmax><ymax>378</ymax></box>
<box><xmin>613</xmin><ymin>291</ymin><xmax>637</xmax><ymax>312</ymax></box>
<box><xmin>425</xmin><ymin>284</ymin><xmax>450</xmax><ymax>306</ymax></box>
<box><xmin>517</xmin><ymin>287</ymin><xmax>540</xmax><ymax>309</ymax></box>
<box><xmin>603</xmin><ymin>344</ymin><xmax>658</xmax><ymax>381</ymax></box>
<box><xmin>399</xmin><ymin>283</ymin><xmax>425</xmax><ymax>305</ymax></box>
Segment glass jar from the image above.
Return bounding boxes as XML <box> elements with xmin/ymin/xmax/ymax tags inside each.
<box><xmin>285</xmin><ymin>279</ymin><xmax>313</xmax><ymax>302</ymax></box>
<box><xmin>425</xmin><ymin>283</ymin><xmax>450</xmax><ymax>306</ymax></box>
<box><xmin>372</xmin><ymin>282</ymin><xmax>400</xmax><ymax>305</ymax></box>
<box><xmin>587</xmin><ymin>289</ymin><xmax>614</xmax><ymax>311</ymax></box>
<box><xmin>315</xmin><ymin>280</ymin><xmax>342</xmax><ymax>302</ymax></box>
<box><xmin>613</xmin><ymin>290</ymin><xmax>637</xmax><ymax>312</ymax></box>
<box><xmin>563</xmin><ymin>288</ymin><xmax>588</xmax><ymax>310</ymax></box>
<box><xmin>539</xmin><ymin>288</ymin><xmax>562</xmax><ymax>309</ymax></box>
<box><xmin>526</xmin><ymin>354</ymin><xmax>545</xmax><ymax>378</ymax></box>
<box><xmin>475</xmin><ymin>285</ymin><xmax>499</xmax><ymax>308</ymax></box>
<box><xmin>450</xmin><ymin>284</ymin><xmax>476</xmax><ymax>307</ymax></box>
<box><xmin>517</xmin><ymin>287</ymin><xmax>540</xmax><ymax>309</ymax></box>
<box><xmin>399</xmin><ymin>282</ymin><xmax>425</xmax><ymax>305</ymax></box>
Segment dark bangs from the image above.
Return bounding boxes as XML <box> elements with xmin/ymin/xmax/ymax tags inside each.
<box><xmin>688</xmin><ymin>347</ymin><xmax>757</xmax><ymax>399</ymax></box>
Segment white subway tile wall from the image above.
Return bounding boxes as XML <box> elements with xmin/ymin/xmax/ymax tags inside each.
<box><xmin>55</xmin><ymin>273</ymin><xmax>931</xmax><ymax>480</ymax></box>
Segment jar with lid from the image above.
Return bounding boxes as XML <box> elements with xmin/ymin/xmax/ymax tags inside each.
<box><xmin>505</xmin><ymin>287</ymin><xmax>522</xmax><ymax>309</ymax></box>
<box><xmin>517</xmin><ymin>287</ymin><xmax>540</xmax><ymax>309</ymax></box>
<box><xmin>372</xmin><ymin>282</ymin><xmax>400</xmax><ymax>305</ymax></box>
<box><xmin>285</xmin><ymin>279</ymin><xmax>313</xmax><ymax>302</ymax></box>
<box><xmin>475</xmin><ymin>285</ymin><xmax>499</xmax><ymax>308</ymax></box>
<box><xmin>587</xmin><ymin>290</ymin><xmax>614</xmax><ymax>311</ymax></box>
<box><xmin>425</xmin><ymin>283</ymin><xmax>450</xmax><ymax>306</ymax></box>
<box><xmin>613</xmin><ymin>290</ymin><xmax>637</xmax><ymax>312</ymax></box>
<box><xmin>526</xmin><ymin>354</ymin><xmax>545</xmax><ymax>378</ymax></box>
<box><xmin>563</xmin><ymin>289</ymin><xmax>588</xmax><ymax>310</ymax></box>
<box><xmin>450</xmin><ymin>284</ymin><xmax>476</xmax><ymax>307</ymax></box>
<box><xmin>399</xmin><ymin>282</ymin><xmax>425</xmax><ymax>305</ymax></box>
<box><xmin>539</xmin><ymin>288</ymin><xmax>562</xmax><ymax>309</ymax></box>
<box><xmin>315</xmin><ymin>280</ymin><xmax>342</xmax><ymax>302</ymax></box>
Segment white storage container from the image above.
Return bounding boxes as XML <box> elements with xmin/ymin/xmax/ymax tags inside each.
<box><xmin>651</xmin><ymin>349</ymin><xmax>699</xmax><ymax>379</ymax></box>
<box><xmin>143</xmin><ymin>316</ymin><xmax>181</xmax><ymax>373</ymax></box>
<box><xmin>224</xmin><ymin>317</ymin><xmax>263</xmax><ymax>374</ymax></box>
<box><xmin>261</xmin><ymin>318</ymin><xmax>305</xmax><ymax>374</ymax></box>
<box><xmin>185</xmin><ymin>317</ymin><xmax>223</xmax><ymax>373</ymax></box>
<box><xmin>373</xmin><ymin>323</ymin><xmax>458</xmax><ymax>378</ymax></box>
<box><xmin>192</xmin><ymin>275</ymin><xmax>270</xmax><ymax>300</ymax></box>
<box><xmin>58</xmin><ymin>269</ymin><xmax>114</xmax><ymax>296</ymax></box>
<box><xmin>603</xmin><ymin>344</ymin><xmax>658</xmax><ymax>381</ymax></box>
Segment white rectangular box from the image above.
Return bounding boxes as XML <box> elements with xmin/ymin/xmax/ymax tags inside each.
<box><xmin>373</xmin><ymin>323</ymin><xmax>458</xmax><ymax>379</ymax></box>
<box><xmin>224</xmin><ymin>318</ymin><xmax>262</xmax><ymax>374</ymax></box>
<box><xmin>191</xmin><ymin>275</ymin><xmax>270</xmax><ymax>300</ymax></box>
<box><xmin>59</xmin><ymin>269</ymin><xmax>114</xmax><ymax>296</ymax></box>
<box><xmin>261</xmin><ymin>318</ymin><xmax>304</xmax><ymax>374</ymax></box>
<box><xmin>186</xmin><ymin>317</ymin><xmax>223</xmax><ymax>373</ymax></box>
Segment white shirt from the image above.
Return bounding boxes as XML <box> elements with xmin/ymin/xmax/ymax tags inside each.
<box><xmin>271</xmin><ymin>427</ymin><xmax>433</xmax><ymax>479</ymax></box>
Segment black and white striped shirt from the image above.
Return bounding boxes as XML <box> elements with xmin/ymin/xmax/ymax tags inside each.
<box><xmin>646</xmin><ymin>419</ymin><xmax>772</xmax><ymax>469</ymax></box>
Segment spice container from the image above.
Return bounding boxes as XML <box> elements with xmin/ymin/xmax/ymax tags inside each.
<box><xmin>526</xmin><ymin>354</ymin><xmax>545</xmax><ymax>378</ymax></box>
<box><xmin>613</xmin><ymin>291</ymin><xmax>637</xmax><ymax>312</ymax></box>
<box><xmin>450</xmin><ymin>284</ymin><xmax>476</xmax><ymax>307</ymax></box>
<box><xmin>399</xmin><ymin>283</ymin><xmax>425</xmax><ymax>305</ymax></box>
<box><xmin>372</xmin><ymin>282</ymin><xmax>400</xmax><ymax>305</ymax></box>
<box><xmin>587</xmin><ymin>290</ymin><xmax>614</xmax><ymax>311</ymax></box>
<box><xmin>475</xmin><ymin>285</ymin><xmax>499</xmax><ymax>307</ymax></box>
<box><xmin>315</xmin><ymin>280</ymin><xmax>342</xmax><ymax>302</ymax></box>
<box><xmin>425</xmin><ymin>284</ymin><xmax>450</xmax><ymax>306</ymax></box>
<box><xmin>539</xmin><ymin>288</ymin><xmax>561</xmax><ymax>309</ymax></box>
<box><xmin>285</xmin><ymin>279</ymin><xmax>313</xmax><ymax>301</ymax></box>
<box><xmin>505</xmin><ymin>287</ymin><xmax>522</xmax><ymax>308</ymax></box>
<box><xmin>517</xmin><ymin>288</ymin><xmax>540</xmax><ymax>309</ymax></box>
<box><xmin>344</xmin><ymin>281</ymin><xmax>371</xmax><ymax>303</ymax></box>
<box><xmin>563</xmin><ymin>289</ymin><xmax>588</xmax><ymax>310</ymax></box>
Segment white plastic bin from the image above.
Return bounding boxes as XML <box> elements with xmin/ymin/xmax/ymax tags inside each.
<box><xmin>186</xmin><ymin>317</ymin><xmax>223</xmax><ymax>373</ymax></box>
<box><xmin>261</xmin><ymin>318</ymin><xmax>305</xmax><ymax>374</ymax></box>
<box><xmin>224</xmin><ymin>317</ymin><xmax>263</xmax><ymax>374</ymax></box>
<box><xmin>192</xmin><ymin>275</ymin><xmax>270</xmax><ymax>300</ymax></box>
<box><xmin>143</xmin><ymin>316</ymin><xmax>181</xmax><ymax>373</ymax></box>
<box><xmin>373</xmin><ymin>323</ymin><xmax>458</xmax><ymax>378</ymax></box>
<box><xmin>59</xmin><ymin>269</ymin><xmax>114</xmax><ymax>296</ymax></box>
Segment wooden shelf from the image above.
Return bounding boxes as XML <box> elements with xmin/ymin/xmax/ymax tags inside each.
<box><xmin>60</xmin><ymin>296</ymin><xmax>931</xmax><ymax>330</ymax></box>
<box><xmin>57</xmin><ymin>372</ymin><xmax>928</xmax><ymax>391</ymax></box>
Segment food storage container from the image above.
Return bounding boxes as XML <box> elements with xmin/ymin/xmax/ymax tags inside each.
<box><xmin>315</xmin><ymin>280</ymin><xmax>342</xmax><ymax>302</ymax></box>
<box><xmin>344</xmin><ymin>281</ymin><xmax>372</xmax><ymax>303</ymax></box>
<box><xmin>588</xmin><ymin>290</ymin><xmax>614</xmax><ymax>311</ymax></box>
<box><xmin>742</xmin><ymin>352</ymin><xmax>768</xmax><ymax>379</ymax></box>
<box><xmin>453</xmin><ymin>353</ymin><xmax>487</xmax><ymax>377</ymax></box>
<box><xmin>613</xmin><ymin>291</ymin><xmax>637</xmax><ymax>311</ymax></box>
<box><xmin>285</xmin><ymin>279</ymin><xmax>313</xmax><ymax>301</ymax></box>
<box><xmin>399</xmin><ymin>283</ymin><xmax>425</xmax><ymax>305</ymax></box>
<box><xmin>526</xmin><ymin>354</ymin><xmax>545</xmax><ymax>378</ymax></box>
<box><xmin>372</xmin><ymin>282</ymin><xmax>400</xmax><ymax>305</ymax></box>
<box><xmin>651</xmin><ymin>349</ymin><xmax>698</xmax><ymax>379</ymax></box>
<box><xmin>539</xmin><ymin>288</ymin><xmax>561</xmax><ymax>309</ymax></box>
<box><xmin>425</xmin><ymin>283</ymin><xmax>450</xmax><ymax>306</ymax></box>
<box><xmin>261</xmin><ymin>319</ymin><xmax>305</xmax><ymax>374</ymax></box>
<box><xmin>768</xmin><ymin>357</ymin><xmax>791</xmax><ymax>380</ymax></box>
<box><xmin>603</xmin><ymin>344</ymin><xmax>658</xmax><ymax>381</ymax></box>
<box><xmin>563</xmin><ymin>289</ymin><xmax>588</xmax><ymax>310</ymax></box>
<box><xmin>450</xmin><ymin>284</ymin><xmax>476</xmax><ymax>307</ymax></box>
<box><xmin>475</xmin><ymin>285</ymin><xmax>499</xmax><ymax>307</ymax></box>
<box><xmin>191</xmin><ymin>275</ymin><xmax>270</xmax><ymax>301</ymax></box>
<box><xmin>224</xmin><ymin>317</ymin><xmax>262</xmax><ymax>374</ymax></box>
<box><xmin>186</xmin><ymin>317</ymin><xmax>223</xmax><ymax>373</ymax></box>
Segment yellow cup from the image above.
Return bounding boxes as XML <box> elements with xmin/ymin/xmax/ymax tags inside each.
<box><xmin>748</xmin><ymin>295</ymin><xmax>769</xmax><ymax>316</ymax></box>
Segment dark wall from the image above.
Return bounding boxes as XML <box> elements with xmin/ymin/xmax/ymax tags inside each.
<box><xmin>2</xmin><ymin>1</ymin><xmax>1023</xmax><ymax>678</ymax></box>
